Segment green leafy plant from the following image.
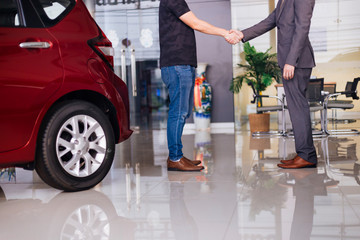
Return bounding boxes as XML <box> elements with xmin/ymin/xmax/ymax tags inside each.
<box><xmin>230</xmin><ymin>42</ymin><xmax>281</xmax><ymax>107</ymax></box>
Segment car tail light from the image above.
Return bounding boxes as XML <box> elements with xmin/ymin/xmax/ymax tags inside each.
<box><xmin>88</xmin><ymin>28</ymin><xmax>115</xmax><ymax>71</ymax></box>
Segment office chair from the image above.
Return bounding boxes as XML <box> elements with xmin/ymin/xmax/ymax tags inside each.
<box><xmin>249</xmin><ymin>82</ymin><xmax>287</xmax><ymax>137</ymax></box>
<box><xmin>306</xmin><ymin>78</ymin><xmax>327</xmax><ymax>136</ymax></box>
<box><xmin>324</xmin><ymin>82</ymin><xmax>354</xmax><ymax>124</ymax></box>
<box><xmin>322</xmin><ymin>77</ymin><xmax>360</xmax><ymax>135</ymax></box>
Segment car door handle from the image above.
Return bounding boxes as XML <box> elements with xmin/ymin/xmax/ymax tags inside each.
<box><xmin>19</xmin><ymin>42</ymin><xmax>51</xmax><ymax>49</ymax></box>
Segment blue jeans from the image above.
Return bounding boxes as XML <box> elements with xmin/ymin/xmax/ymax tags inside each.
<box><xmin>161</xmin><ymin>65</ymin><xmax>195</xmax><ymax>161</ymax></box>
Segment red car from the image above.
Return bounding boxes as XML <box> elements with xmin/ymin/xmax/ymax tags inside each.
<box><xmin>0</xmin><ymin>0</ymin><xmax>132</xmax><ymax>191</ymax></box>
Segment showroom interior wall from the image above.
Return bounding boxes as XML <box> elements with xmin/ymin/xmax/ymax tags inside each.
<box><xmin>231</xmin><ymin>0</ymin><xmax>360</xmax><ymax>129</ymax></box>
<box><xmin>187</xmin><ymin>0</ymin><xmax>234</xmax><ymax>124</ymax></box>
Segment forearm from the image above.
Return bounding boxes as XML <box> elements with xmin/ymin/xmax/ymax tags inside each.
<box><xmin>179</xmin><ymin>11</ymin><xmax>242</xmax><ymax>44</ymax></box>
<box><xmin>242</xmin><ymin>10</ymin><xmax>276</xmax><ymax>42</ymax></box>
<box><xmin>191</xmin><ymin>19</ymin><xmax>228</xmax><ymax>37</ymax></box>
<box><xmin>180</xmin><ymin>11</ymin><xmax>228</xmax><ymax>37</ymax></box>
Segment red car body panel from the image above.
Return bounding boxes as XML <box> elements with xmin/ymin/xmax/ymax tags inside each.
<box><xmin>0</xmin><ymin>27</ymin><xmax>63</xmax><ymax>153</ymax></box>
<box><xmin>0</xmin><ymin>0</ymin><xmax>132</xmax><ymax>167</ymax></box>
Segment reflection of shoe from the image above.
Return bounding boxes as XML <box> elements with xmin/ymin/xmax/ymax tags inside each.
<box><xmin>183</xmin><ymin>156</ymin><xmax>201</xmax><ymax>166</ymax></box>
<box><xmin>167</xmin><ymin>157</ymin><xmax>204</xmax><ymax>171</ymax></box>
<box><xmin>280</xmin><ymin>155</ymin><xmax>301</xmax><ymax>164</ymax></box>
<box><xmin>278</xmin><ymin>168</ymin><xmax>316</xmax><ymax>180</ymax></box>
<box><xmin>168</xmin><ymin>172</ymin><xmax>196</xmax><ymax>182</ymax></box>
<box><xmin>278</xmin><ymin>156</ymin><xmax>316</xmax><ymax>169</ymax></box>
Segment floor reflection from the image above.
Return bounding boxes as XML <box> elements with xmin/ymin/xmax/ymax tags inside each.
<box><xmin>279</xmin><ymin>168</ymin><xmax>339</xmax><ymax>240</ymax></box>
<box><xmin>169</xmin><ymin>181</ymin><xmax>198</xmax><ymax>240</ymax></box>
<box><xmin>0</xmin><ymin>187</ymin><xmax>136</xmax><ymax>240</ymax></box>
<box><xmin>240</xmin><ymin>132</ymin><xmax>360</xmax><ymax>240</ymax></box>
<box><xmin>0</xmin><ymin>126</ymin><xmax>359</xmax><ymax>239</ymax></box>
<box><xmin>249</xmin><ymin>134</ymin><xmax>360</xmax><ymax>185</ymax></box>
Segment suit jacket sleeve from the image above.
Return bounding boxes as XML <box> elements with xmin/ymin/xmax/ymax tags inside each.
<box><xmin>286</xmin><ymin>0</ymin><xmax>315</xmax><ymax>66</ymax></box>
<box><xmin>242</xmin><ymin>10</ymin><xmax>276</xmax><ymax>42</ymax></box>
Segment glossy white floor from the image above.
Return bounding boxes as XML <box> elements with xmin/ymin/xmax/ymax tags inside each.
<box><xmin>1</xmin><ymin>120</ymin><xmax>360</xmax><ymax>240</ymax></box>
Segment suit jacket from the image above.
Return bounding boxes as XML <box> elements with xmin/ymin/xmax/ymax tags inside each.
<box><xmin>242</xmin><ymin>0</ymin><xmax>316</xmax><ymax>69</ymax></box>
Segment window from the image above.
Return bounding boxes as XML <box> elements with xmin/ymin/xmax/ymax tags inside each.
<box><xmin>32</xmin><ymin>0</ymin><xmax>75</xmax><ymax>27</ymax></box>
<box><xmin>40</xmin><ymin>0</ymin><xmax>70</xmax><ymax>20</ymax></box>
<box><xmin>0</xmin><ymin>0</ymin><xmax>20</xmax><ymax>27</ymax></box>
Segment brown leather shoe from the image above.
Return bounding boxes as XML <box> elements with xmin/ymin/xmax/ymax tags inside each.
<box><xmin>280</xmin><ymin>155</ymin><xmax>301</xmax><ymax>164</ymax></box>
<box><xmin>183</xmin><ymin>156</ymin><xmax>201</xmax><ymax>166</ymax></box>
<box><xmin>278</xmin><ymin>156</ymin><xmax>316</xmax><ymax>169</ymax></box>
<box><xmin>167</xmin><ymin>157</ymin><xmax>204</xmax><ymax>171</ymax></box>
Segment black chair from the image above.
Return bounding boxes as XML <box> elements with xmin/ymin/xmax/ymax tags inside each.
<box><xmin>307</xmin><ymin>78</ymin><xmax>324</xmax><ymax>105</ymax></box>
<box><xmin>323</xmin><ymin>83</ymin><xmax>336</xmax><ymax>95</ymax></box>
<box><xmin>323</xmin><ymin>83</ymin><xmax>350</xmax><ymax>122</ymax></box>
<box><xmin>306</xmin><ymin>78</ymin><xmax>326</xmax><ymax>136</ymax></box>
<box><xmin>322</xmin><ymin>77</ymin><xmax>360</xmax><ymax>135</ymax></box>
<box><xmin>249</xmin><ymin>82</ymin><xmax>287</xmax><ymax>137</ymax></box>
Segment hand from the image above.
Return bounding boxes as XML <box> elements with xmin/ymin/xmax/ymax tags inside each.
<box><xmin>230</xmin><ymin>29</ymin><xmax>244</xmax><ymax>41</ymax></box>
<box><xmin>283</xmin><ymin>64</ymin><xmax>295</xmax><ymax>80</ymax></box>
<box><xmin>224</xmin><ymin>29</ymin><xmax>243</xmax><ymax>45</ymax></box>
<box><xmin>224</xmin><ymin>32</ymin><xmax>239</xmax><ymax>45</ymax></box>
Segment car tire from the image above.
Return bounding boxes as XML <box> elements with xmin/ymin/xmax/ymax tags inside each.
<box><xmin>36</xmin><ymin>100</ymin><xmax>115</xmax><ymax>191</ymax></box>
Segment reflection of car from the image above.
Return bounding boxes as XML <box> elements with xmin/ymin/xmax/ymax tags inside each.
<box><xmin>0</xmin><ymin>187</ymin><xmax>136</xmax><ymax>240</ymax></box>
<box><xmin>0</xmin><ymin>0</ymin><xmax>132</xmax><ymax>191</ymax></box>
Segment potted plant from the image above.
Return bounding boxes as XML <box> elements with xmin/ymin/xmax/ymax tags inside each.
<box><xmin>230</xmin><ymin>42</ymin><xmax>281</xmax><ymax>133</ymax></box>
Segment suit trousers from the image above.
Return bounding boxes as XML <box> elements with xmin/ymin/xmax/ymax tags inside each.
<box><xmin>283</xmin><ymin>68</ymin><xmax>317</xmax><ymax>164</ymax></box>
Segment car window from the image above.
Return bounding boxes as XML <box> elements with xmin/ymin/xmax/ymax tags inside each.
<box><xmin>40</xmin><ymin>0</ymin><xmax>70</xmax><ymax>20</ymax></box>
<box><xmin>31</xmin><ymin>0</ymin><xmax>75</xmax><ymax>27</ymax></box>
<box><xmin>0</xmin><ymin>0</ymin><xmax>20</xmax><ymax>27</ymax></box>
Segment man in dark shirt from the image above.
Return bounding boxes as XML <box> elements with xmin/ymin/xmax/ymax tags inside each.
<box><xmin>159</xmin><ymin>0</ymin><xmax>240</xmax><ymax>171</ymax></box>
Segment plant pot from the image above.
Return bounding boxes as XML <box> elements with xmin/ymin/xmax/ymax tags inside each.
<box><xmin>248</xmin><ymin>113</ymin><xmax>270</xmax><ymax>133</ymax></box>
<box><xmin>249</xmin><ymin>136</ymin><xmax>271</xmax><ymax>150</ymax></box>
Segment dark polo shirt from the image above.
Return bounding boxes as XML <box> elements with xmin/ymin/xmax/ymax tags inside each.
<box><xmin>159</xmin><ymin>0</ymin><xmax>197</xmax><ymax>68</ymax></box>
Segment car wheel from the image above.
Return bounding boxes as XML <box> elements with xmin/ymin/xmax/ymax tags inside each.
<box><xmin>36</xmin><ymin>100</ymin><xmax>115</xmax><ymax>191</ymax></box>
<box><xmin>43</xmin><ymin>190</ymin><xmax>120</xmax><ymax>240</ymax></box>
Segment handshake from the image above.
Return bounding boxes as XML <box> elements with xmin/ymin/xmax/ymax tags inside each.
<box><xmin>224</xmin><ymin>30</ymin><xmax>243</xmax><ymax>45</ymax></box>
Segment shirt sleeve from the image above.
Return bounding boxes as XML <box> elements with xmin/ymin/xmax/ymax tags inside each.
<box><xmin>242</xmin><ymin>10</ymin><xmax>276</xmax><ymax>42</ymax></box>
<box><xmin>165</xmin><ymin>0</ymin><xmax>191</xmax><ymax>18</ymax></box>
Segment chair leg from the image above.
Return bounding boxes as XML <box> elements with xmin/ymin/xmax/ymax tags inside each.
<box><xmin>320</xmin><ymin>109</ymin><xmax>328</xmax><ymax>135</ymax></box>
<box><xmin>323</xmin><ymin>107</ymin><xmax>330</xmax><ymax>135</ymax></box>
<box><xmin>324</xmin><ymin>108</ymin><xmax>359</xmax><ymax>135</ymax></box>
<box><xmin>252</xmin><ymin>130</ymin><xmax>286</xmax><ymax>137</ymax></box>
<box><xmin>281</xmin><ymin>108</ymin><xmax>287</xmax><ymax>136</ymax></box>
<box><xmin>327</xmin><ymin>128</ymin><xmax>360</xmax><ymax>135</ymax></box>
<box><xmin>311</xmin><ymin>109</ymin><xmax>327</xmax><ymax>137</ymax></box>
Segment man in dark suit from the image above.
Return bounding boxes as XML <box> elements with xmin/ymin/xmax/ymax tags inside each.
<box><xmin>234</xmin><ymin>0</ymin><xmax>317</xmax><ymax>169</ymax></box>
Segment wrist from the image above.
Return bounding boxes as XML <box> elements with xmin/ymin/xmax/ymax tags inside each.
<box><xmin>221</xmin><ymin>29</ymin><xmax>229</xmax><ymax>37</ymax></box>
